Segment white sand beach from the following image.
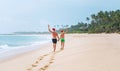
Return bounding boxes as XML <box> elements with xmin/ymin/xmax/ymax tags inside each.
<box><xmin>0</xmin><ymin>34</ymin><xmax>120</xmax><ymax>71</ymax></box>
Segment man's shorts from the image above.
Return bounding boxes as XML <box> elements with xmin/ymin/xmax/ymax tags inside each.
<box><xmin>52</xmin><ymin>39</ymin><xmax>57</xmax><ymax>44</ymax></box>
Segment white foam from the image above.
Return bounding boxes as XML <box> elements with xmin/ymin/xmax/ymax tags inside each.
<box><xmin>0</xmin><ymin>40</ymin><xmax>50</xmax><ymax>62</ymax></box>
<box><xmin>0</xmin><ymin>44</ymin><xmax>10</xmax><ymax>49</ymax></box>
<box><xmin>0</xmin><ymin>34</ymin><xmax>51</xmax><ymax>62</ymax></box>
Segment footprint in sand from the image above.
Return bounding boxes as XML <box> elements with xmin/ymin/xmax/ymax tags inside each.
<box><xmin>38</xmin><ymin>53</ymin><xmax>55</xmax><ymax>71</ymax></box>
<box><xmin>38</xmin><ymin>50</ymin><xmax>63</xmax><ymax>71</ymax></box>
<box><xmin>27</xmin><ymin>68</ymin><xmax>32</xmax><ymax>71</ymax></box>
<box><xmin>26</xmin><ymin>53</ymin><xmax>49</xmax><ymax>71</ymax></box>
<box><xmin>39</xmin><ymin>64</ymin><xmax>49</xmax><ymax>71</ymax></box>
<box><xmin>49</xmin><ymin>57</ymin><xmax>54</xmax><ymax>64</ymax></box>
<box><xmin>35</xmin><ymin>60</ymin><xmax>39</xmax><ymax>64</ymax></box>
<box><xmin>27</xmin><ymin>50</ymin><xmax>62</xmax><ymax>71</ymax></box>
<box><xmin>32</xmin><ymin>64</ymin><xmax>38</xmax><ymax>67</ymax></box>
<box><xmin>38</xmin><ymin>56</ymin><xmax>44</xmax><ymax>61</ymax></box>
<box><xmin>49</xmin><ymin>61</ymin><xmax>54</xmax><ymax>64</ymax></box>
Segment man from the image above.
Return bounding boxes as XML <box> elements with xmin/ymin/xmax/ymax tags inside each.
<box><xmin>48</xmin><ymin>25</ymin><xmax>59</xmax><ymax>52</ymax></box>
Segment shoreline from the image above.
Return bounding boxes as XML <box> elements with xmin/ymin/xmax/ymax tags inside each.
<box><xmin>0</xmin><ymin>42</ymin><xmax>51</xmax><ymax>63</ymax></box>
<box><xmin>0</xmin><ymin>34</ymin><xmax>51</xmax><ymax>63</ymax></box>
<box><xmin>0</xmin><ymin>34</ymin><xmax>120</xmax><ymax>71</ymax></box>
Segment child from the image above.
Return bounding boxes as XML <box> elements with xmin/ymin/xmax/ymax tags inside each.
<box><xmin>60</xmin><ymin>28</ymin><xmax>68</xmax><ymax>50</ymax></box>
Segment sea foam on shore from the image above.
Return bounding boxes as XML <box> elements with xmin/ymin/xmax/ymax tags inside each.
<box><xmin>0</xmin><ymin>35</ymin><xmax>51</xmax><ymax>62</ymax></box>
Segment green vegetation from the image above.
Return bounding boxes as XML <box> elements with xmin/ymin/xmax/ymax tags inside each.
<box><xmin>68</xmin><ymin>22</ymin><xmax>88</xmax><ymax>33</ymax></box>
<box><xmin>66</xmin><ymin>10</ymin><xmax>120</xmax><ymax>33</ymax></box>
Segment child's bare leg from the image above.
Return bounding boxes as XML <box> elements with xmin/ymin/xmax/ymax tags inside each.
<box><xmin>62</xmin><ymin>42</ymin><xmax>64</xmax><ymax>49</ymax></box>
<box><xmin>61</xmin><ymin>42</ymin><xmax>62</xmax><ymax>48</ymax></box>
<box><xmin>61</xmin><ymin>42</ymin><xmax>64</xmax><ymax>50</ymax></box>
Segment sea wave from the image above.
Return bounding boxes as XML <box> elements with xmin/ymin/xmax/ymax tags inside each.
<box><xmin>0</xmin><ymin>39</ymin><xmax>51</xmax><ymax>62</ymax></box>
<box><xmin>0</xmin><ymin>44</ymin><xmax>10</xmax><ymax>49</ymax></box>
<box><xmin>0</xmin><ymin>34</ymin><xmax>51</xmax><ymax>62</ymax></box>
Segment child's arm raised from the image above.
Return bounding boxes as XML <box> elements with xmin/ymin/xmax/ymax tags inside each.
<box><xmin>65</xmin><ymin>28</ymin><xmax>68</xmax><ymax>33</ymax></box>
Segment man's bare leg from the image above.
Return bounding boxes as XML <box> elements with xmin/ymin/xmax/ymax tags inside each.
<box><xmin>53</xmin><ymin>44</ymin><xmax>56</xmax><ymax>52</ymax></box>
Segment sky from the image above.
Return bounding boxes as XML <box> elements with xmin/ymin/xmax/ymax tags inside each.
<box><xmin>0</xmin><ymin>0</ymin><xmax>120</xmax><ymax>34</ymax></box>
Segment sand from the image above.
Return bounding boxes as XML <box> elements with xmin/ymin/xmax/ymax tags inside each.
<box><xmin>0</xmin><ymin>34</ymin><xmax>120</xmax><ymax>71</ymax></box>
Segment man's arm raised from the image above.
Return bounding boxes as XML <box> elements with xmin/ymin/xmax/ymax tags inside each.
<box><xmin>48</xmin><ymin>24</ymin><xmax>52</xmax><ymax>33</ymax></box>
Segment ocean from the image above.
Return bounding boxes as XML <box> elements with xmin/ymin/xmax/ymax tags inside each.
<box><xmin>0</xmin><ymin>35</ymin><xmax>51</xmax><ymax>61</ymax></box>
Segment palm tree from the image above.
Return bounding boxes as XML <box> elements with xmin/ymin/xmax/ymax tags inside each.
<box><xmin>57</xmin><ymin>25</ymin><xmax>59</xmax><ymax>28</ymax></box>
<box><xmin>86</xmin><ymin>17</ymin><xmax>90</xmax><ymax>24</ymax></box>
<box><xmin>66</xmin><ymin>25</ymin><xmax>69</xmax><ymax>27</ymax></box>
<box><xmin>61</xmin><ymin>24</ymin><xmax>64</xmax><ymax>28</ymax></box>
<box><xmin>54</xmin><ymin>25</ymin><xmax>56</xmax><ymax>28</ymax></box>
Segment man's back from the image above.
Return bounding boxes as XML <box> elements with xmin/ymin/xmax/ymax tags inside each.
<box><xmin>52</xmin><ymin>31</ymin><xmax>58</xmax><ymax>39</ymax></box>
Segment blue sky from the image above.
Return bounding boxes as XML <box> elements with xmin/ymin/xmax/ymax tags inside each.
<box><xmin>0</xmin><ymin>0</ymin><xmax>120</xmax><ymax>34</ymax></box>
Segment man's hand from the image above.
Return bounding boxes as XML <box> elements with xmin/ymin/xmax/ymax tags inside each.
<box><xmin>58</xmin><ymin>38</ymin><xmax>60</xmax><ymax>41</ymax></box>
<box><xmin>48</xmin><ymin>24</ymin><xmax>50</xmax><ymax>27</ymax></box>
<box><xmin>48</xmin><ymin>24</ymin><xmax>52</xmax><ymax>33</ymax></box>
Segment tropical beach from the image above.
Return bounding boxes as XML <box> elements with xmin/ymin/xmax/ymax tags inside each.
<box><xmin>0</xmin><ymin>0</ymin><xmax>120</xmax><ymax>71</ymax></box>
<box><xmin>0</xmin><ymin>34</ymin><xmax>120</xmax><ymax>71</ymax></box>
